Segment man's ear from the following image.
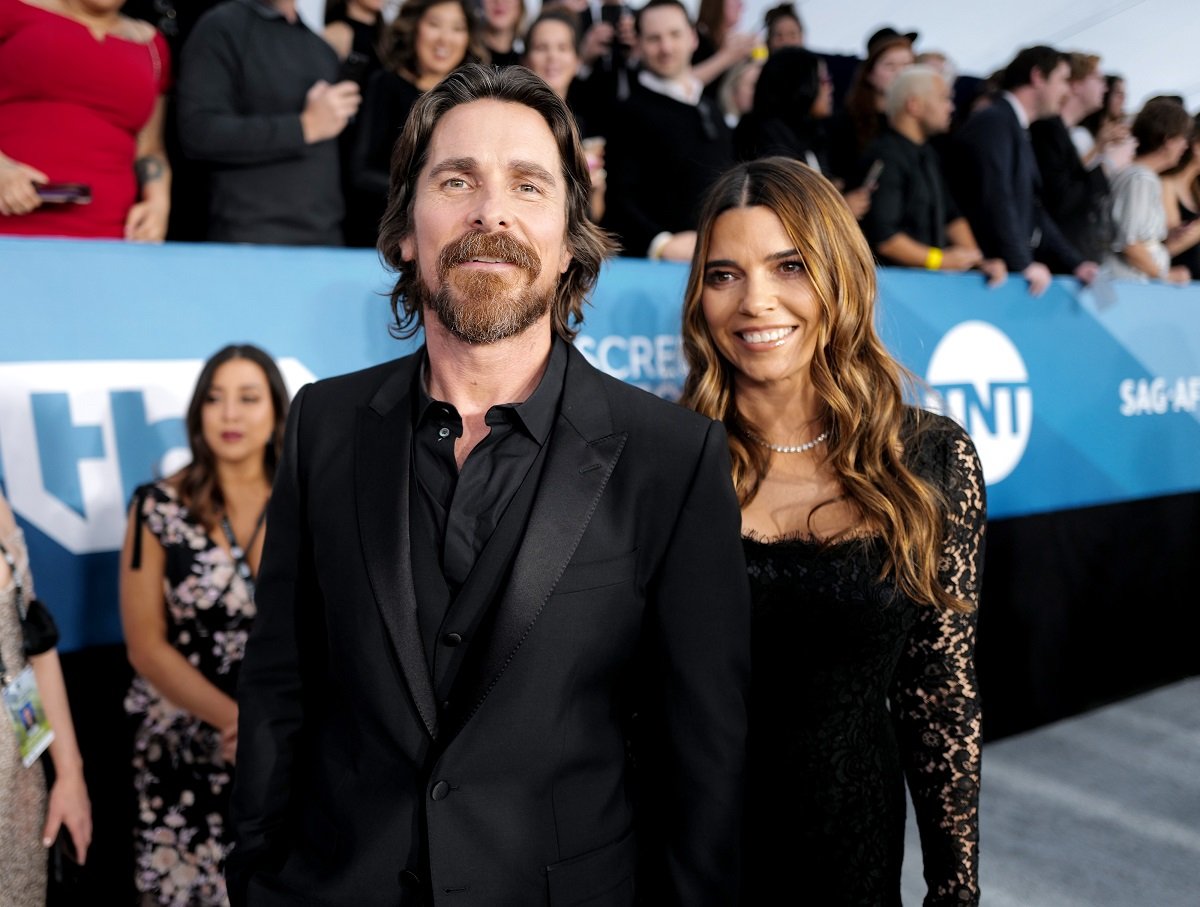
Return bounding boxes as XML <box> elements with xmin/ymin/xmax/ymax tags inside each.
<box><xmin>399</xmin><ymin>233</ymin><xmax>415</xmax><ymax>262</ymax></box>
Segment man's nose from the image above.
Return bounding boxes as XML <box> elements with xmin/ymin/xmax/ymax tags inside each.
<box><xmin>470</xmin><ymin>184</ymin><xmax>511</xmax><ymax>231</ymax></box>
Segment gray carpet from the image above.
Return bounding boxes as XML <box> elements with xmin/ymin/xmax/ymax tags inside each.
<box><xmin>901</xmin><ymin>678</ymin><xmax>1200</xmax><ymax>906</ymax></box>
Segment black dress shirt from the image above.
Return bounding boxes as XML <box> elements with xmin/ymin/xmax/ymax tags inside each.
<box><xmin>862</xmin><ymin>127</ymin><xmax>961</xmax><ymax>257</ymax></box>
<box><xmin>412</xmin><ymin>338</ymin><xmax>567</xmax><ymax>597</ymax></box>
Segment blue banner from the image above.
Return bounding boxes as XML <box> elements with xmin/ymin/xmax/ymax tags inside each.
<box><xmin>2</xmin><ymin>237</ymin><xmax>1198</xmax><ymax>650</ymax></box>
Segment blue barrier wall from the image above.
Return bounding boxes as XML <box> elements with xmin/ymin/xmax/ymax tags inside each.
<box><xmin>2</xmin><ymin>237</ymin><xmax>1199</xmax><ymax>649</ymax></box>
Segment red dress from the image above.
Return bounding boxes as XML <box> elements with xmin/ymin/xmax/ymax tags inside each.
<box><xmin>0</xmin><ymin>0</ymin><xmax>169</xmax><ymax>239</ymax></box>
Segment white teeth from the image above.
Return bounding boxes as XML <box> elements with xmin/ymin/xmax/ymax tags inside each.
<box><xmin>471</xmin><ymin>257</ymin><xmax>506</xmax><ymax>263</ymax></box>
<box><xmin>741</xmin><ymin>327</ymin><xmax>794</xmax><ymax>344</ymax></box>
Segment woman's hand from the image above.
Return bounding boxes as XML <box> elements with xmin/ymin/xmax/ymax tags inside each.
<box><xmin>42</xmin><ymin>770</ymin><xmax>92</xmax><ymax>865</ymax></box>
<box><xmin>843</xmin><ymin>186</ymin><xmax>872</xmax><ymax>220</ymax></box>
<box><xmin>220</xmin><ymin>717</ymin><xmax>239</xmax><ymax>765</ymax></box>
<box><xmin>0</xmin><ymin>157</ymin><xmax>48</xmax><ymax>216</ymax></box>
<box><xmin>124</xmin><ymin>197</ymin><xmax>169</xmax><ymax>242</ymax></box>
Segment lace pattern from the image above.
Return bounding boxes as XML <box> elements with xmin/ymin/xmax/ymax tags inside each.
<box><xmin>741</xmin><ymin>411</ymin><xmax>985</xmax><ymax>906</ymax></box>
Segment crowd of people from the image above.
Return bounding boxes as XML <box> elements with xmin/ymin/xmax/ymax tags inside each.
<box><xmin>1</xmin><ymin>55</ymin><xmax>989</xmax><ymax>907</ymax></box>
<box><xmin>0</xmin><ymin>2</ymin><xmax>1190</xmax><ymax>906</ymax></box>
<box><xmin>1</xmin><ymin>0</ymin><xmax>1196</xmax><ymax>286</ymax></box>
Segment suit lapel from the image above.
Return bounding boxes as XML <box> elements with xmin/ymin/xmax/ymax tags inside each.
<box><xmin>455</xmin><ymin>347</ymin><xmax>627</xmax><ymax>727</ymax></box>
<box><xmin>355</xmin><ymin>357</ymin><xmax>440</xmax><ymax>740</ymax></box>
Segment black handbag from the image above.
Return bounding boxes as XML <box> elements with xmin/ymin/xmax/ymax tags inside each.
<box><xmin>0</xmin><ymin>539</ymin><xmax>60</xmax><ymax>657</ymax></box>
<box><xmin>19</xmin><ymin>597</ymin><xmax>59</xmax><ymax>657</ymax></box>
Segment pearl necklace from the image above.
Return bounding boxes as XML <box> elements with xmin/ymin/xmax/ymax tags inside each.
<box><xmin>746</xmin><ymin>429</ymin><xmax>829</xmax><ymax>454</ymax></box>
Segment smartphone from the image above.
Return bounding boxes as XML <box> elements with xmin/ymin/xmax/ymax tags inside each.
<box><xmin>339</xmin><ymin>51</ymin><xmax>372</xmax><ymax>85</ymax></box>
<box><xmin>51</xmin><ymin>827</ymin><xmax>82</xmax><ymax>885</ymax></box>
<box><xmin>600</xmin><ymin>3</ymin><xmax>627</xmax><ymax>27</ymax></box>
<box><xmin>35</xmin><ymin>183</ymin><xmax>92</xmax><ymax>205</ymax></box>
<box><xmin>861</xmin><ymin>160</ymin><xmax>884</xmax><ymax>192</ymax></box>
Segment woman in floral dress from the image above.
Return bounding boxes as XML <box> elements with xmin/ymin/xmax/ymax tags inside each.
<box><xmin>121</xmin><ymin>345</ymin><xmax>288</xmax><ymax>905</ymax></box>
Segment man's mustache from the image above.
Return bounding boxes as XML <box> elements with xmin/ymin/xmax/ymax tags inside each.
<box><xmin>437</xmin><ymin>231</ymin><xmax>541</xmax><ymax>278</ymax></box>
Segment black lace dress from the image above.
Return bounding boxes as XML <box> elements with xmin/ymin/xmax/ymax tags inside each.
<box><xmin>741</xmin><ymin>413</ymin><xmax>985</xmax><ymax>906</ymax></box>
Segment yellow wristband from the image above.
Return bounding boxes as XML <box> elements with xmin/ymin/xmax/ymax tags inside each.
<box><xmin>925</xmin><ymin>247</ymin><xmax>944</xmax><ymax>270</ymax></box>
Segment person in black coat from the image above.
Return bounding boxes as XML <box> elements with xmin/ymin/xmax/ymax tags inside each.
<box><xmin>733</xmin><ymin>47</ymin><xmax>830</xmax><ymax>169</ymax></box>
<box><xmin>947</xmin><ymin>45</ymin><xmax>1099</xmax><ymax>295</ymax></box>
<box><xmin>227</xmin><ymin>65</ymin><xmax>750</xmax><ymax>907</ymax></box>
<box><xmin>1030</xmin><ymin>53</ymin><xmax>1117</xmax><ymax>266</ymax></box>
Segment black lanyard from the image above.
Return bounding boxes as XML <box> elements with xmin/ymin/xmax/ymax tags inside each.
<box><xmin>0</xmin><ymin>540</ymin><xmax>26</xmax><ymax>683</ymax></box>
<box><xmin>219</xmin><ymin>508</ymin><xmax>266</xmax><ymax>605</ymax></box>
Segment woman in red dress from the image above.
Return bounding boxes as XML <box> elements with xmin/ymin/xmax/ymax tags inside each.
<box><xmin>0</xmin><ymin>0</ymin><xmax>171</xmax><ymax>240</ymax></box>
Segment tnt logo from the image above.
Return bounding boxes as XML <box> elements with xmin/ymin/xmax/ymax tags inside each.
<box><xmin>0</xmin><ymin>359</ymin><xmax>314</xmax><ymax>554</ymax></box>
<box><xmin>924</xmin><ymin>321</ymin><xmax>1032</xmax><ymax>484</ymax></box>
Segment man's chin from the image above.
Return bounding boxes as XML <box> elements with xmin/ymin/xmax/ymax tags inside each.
<box><xmin>425</xmin><ymin>277</ymin><xmax>554</xmax><ymax>346</ymax></box>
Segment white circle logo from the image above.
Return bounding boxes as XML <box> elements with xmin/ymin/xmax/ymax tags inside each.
<box><xmin>924</xmin><ymin>321</ymin><xmax>1033</xmax><ymax>485</ymax></box>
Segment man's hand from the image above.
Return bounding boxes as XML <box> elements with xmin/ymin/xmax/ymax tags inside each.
<box><xmin>941</xmin><ymin>246</ymin><xmax>983</xmax><ymax>271</ymax></box>
<box><xmin>220</xmin><ymin>721</ymin><xmax>239</xmax><ymax>765</ymax></box>
<box><xmin>300</xmin><ymin>80</ymin><xmax>362</xmax><ymax>144</ymax></box>
<box><xmin>1022</xmin><ymin>262</ymin><xmax>1053</xmax><ymax>296</ymax></box>
<box><xmin>124</xmin><ymin>197</ymin><xmax>169</xmax><ymax>242</ymax></box>
<box><xmin>978</xmin><ymin>257</ymin><xmax>1008</xmax><ymax>287</ymax></box>
<box><xmin>1166</xmin><ymin>265</ymin><xmax>1192</xmax><ymax>285</ymax></box>
<box><xmin>659</xmin><ymin>231</ymin><xmax>697</xmax><ymax>262</ymax></box>
<box><xmin>579</xmin><ymin>22</ymin><xmax>614</xmax><ymax>65</ymax></box>
<box><xmin>843</xmin><ymin>186</ymin><xmax>871</xmax><ymax>219</ymax></box>
<box><xmin>1074</xmin><ymin>260</ymin><xmax>1099</xmax><ymax>285</ymax></box>
<box><xmin>0</xmin><ymin>158</ymin><xmax>48</xmax><ymax>216</ymax></box>
<box><xmin>719</xmin><ymin>31</ymin><xmax>757</xmax><ymax>62</ymax></box>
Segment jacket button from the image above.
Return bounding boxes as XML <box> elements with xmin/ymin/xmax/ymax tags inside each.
<box><xmin>442</xmin><ymin>632</ymin><xmax>463</xmax><ymax>647</ymax></box>
<box><xmin>399</xmin><ymin>869</ymin><xmax>421</xmax><ymax>887</ymax></box>
<box><xmin>431</xmin><ymin>780</ymin><xmax>451</xmax><ymax>801</ymax></box>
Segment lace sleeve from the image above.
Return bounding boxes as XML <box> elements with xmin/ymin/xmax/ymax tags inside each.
<box><xmin>890</xmin><ymin>417</ymin><xmax>986</xmax><ymax>906</ymax></box>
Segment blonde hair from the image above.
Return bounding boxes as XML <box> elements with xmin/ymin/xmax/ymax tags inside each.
<box><xmin>680</xmin><ymin>157</ymin><xmax>968</xmax><ymax>611</ymax></box>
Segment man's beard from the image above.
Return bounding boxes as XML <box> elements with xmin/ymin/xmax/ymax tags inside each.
<box><xmin>416</xmin><ymin>230</ymin><xmax>556</xmax><ymax>345</ymax></box>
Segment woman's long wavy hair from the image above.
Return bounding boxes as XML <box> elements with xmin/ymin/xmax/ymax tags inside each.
<box><xmin>173</xmin><ymin>345</ymin><xmax>289</xmax><ymax>530</ymax></box>
<box><xmin>680</xmin><ymin>157</ymin><xmax>967</xmax><ymax>611</ymax></box>
<box><xmin>383</xmin><ymin>0</ymin><xmax>486</xmax><ymax>80</ymax></box>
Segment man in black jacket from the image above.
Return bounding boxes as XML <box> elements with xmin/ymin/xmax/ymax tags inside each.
<box><xmin>177</xmin><ymin>0</ymin><xmax>360</xmax><ymax>245</ymax></box>
<box><xmin>948</xmin><ymin>45</ymin><xmax>1099</xmax><ymax>295</ymax></box>
<box><xmin>1030</xmin><ymin>52</ymin><xmax>1122</xmax><ymax>266</ymax></box>
<box><xmin>228</xmin><ymin>64</ymin><xmax>750</xmax><ymax>907</ymax></box>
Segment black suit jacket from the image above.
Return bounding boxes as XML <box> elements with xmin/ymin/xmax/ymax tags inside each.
<box><xmin>1029</xmin><ymin>115</ymin><xmax>1111</xmax><ymax>266</ymax></box>
<box><xmin>949</xmin><ymin>99</ymin><xmax>1084</xmax><ymax>272</ymax></box>
<box><xmin>228</xmin><ymin>343</ymin><xmax>751</xmax><ymax>906</ymax></box>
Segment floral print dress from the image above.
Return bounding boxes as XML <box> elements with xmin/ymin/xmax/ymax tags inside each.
<box><xmin>124</xmin><ymin>482</ymin><xmax>256</xmax><ymax>906</ymax></box>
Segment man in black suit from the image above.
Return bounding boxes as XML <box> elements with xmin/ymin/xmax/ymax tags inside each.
<box><xmin>1030</xmin><ymin>52</ymin><xmax>1118</xmax><ymax>266</ymax></box>
<box><xmin>227</xmin><ymin>64</ymin><xmax>750</xmax><ymax>907</ymax></box>
<box><xmin>949</xmin><ymin>45</ymin><xmax>1099</xmax><ymax>295</ymax></box>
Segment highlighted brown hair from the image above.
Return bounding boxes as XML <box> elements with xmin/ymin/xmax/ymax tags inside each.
<box><xmin>680</xmin><ymin>157</ymin><xmax>968</xmax><ymax>611</ymax></box>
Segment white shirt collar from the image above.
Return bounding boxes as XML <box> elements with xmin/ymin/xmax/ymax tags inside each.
<box><xmin>638</xmin><ymin>69</ymin><xmax>703</xmax><ymax>106</ymax></box>
<box><xmin>1003</xmin><ymin>91</ymin><xmax>1031</xmax><ymax>130</ymax></box>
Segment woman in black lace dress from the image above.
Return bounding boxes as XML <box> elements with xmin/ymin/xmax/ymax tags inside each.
<box><xmin>680</xmin><ymin>157</ymin><xmax>984</xmax><ymax>905</ymax></box>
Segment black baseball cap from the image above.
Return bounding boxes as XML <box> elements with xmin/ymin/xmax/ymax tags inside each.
<box><xmin>866</xmin><ymin>26</ymin><xmax>918</xmax><ymax>56</ymax></box>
